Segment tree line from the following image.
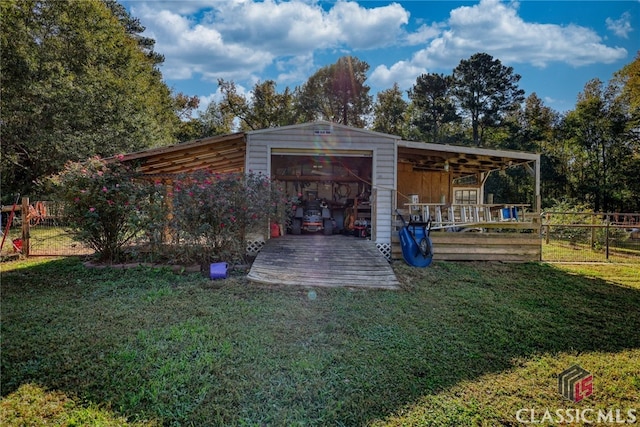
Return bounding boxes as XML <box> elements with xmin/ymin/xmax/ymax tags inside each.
<box><xmin>2</xmin><ymin>0</ymin><xmax>638</xmax><ymax>212</ymax></box>
<box><xmin>197</xmin><ymin>52</ymin><xmax>639</xmax><ymax>213</ymax></box>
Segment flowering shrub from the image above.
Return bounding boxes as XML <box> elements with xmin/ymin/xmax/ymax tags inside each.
<box><xmin>168</xmin><ymin>170</ymin><xmax>292</xmax><ymax>265</ymax></box>
<box><xmin>49</xmin><ymin>156</ymin><xmax>159</xmax><ymax>262</ymax></box>
<box><xmin>49</xmin><ymin>159</ymin><xmax>293</xmax><ymax>265</ymax></box>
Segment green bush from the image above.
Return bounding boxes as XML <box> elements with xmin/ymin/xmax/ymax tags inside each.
<box><xmin>49</xmin><ymin>156</ymin><xmax>159</xmax><ymax>262</ymax></box>
<box><xmin>167</xmin><ymin>170</ymin><xmax>292</xmax><ymax>265</ymax></box>
<box><xmin>49</xmin><ymin>160</ymin><xmax>293</xmax><ymax>265</ymax></box>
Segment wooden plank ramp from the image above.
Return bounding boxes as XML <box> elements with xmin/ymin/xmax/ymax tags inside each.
<box><xmin>248</xmin><ymin>235</ymin><xmax>399</xmax><ymax>289</ymax></box>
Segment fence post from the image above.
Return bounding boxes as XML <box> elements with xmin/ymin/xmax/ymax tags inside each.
<box><xmin>590</xmin><ymin>213</ymin><xmax>596</xmax><ymax>249</ymax></box>
<box><xmin>21</xmin><ymin>197</ymin><xmax>30</xmax><ymax>257</ymax></box>
<box><xmin>605</xmin><ymin>220</ymin><xmax>610</xmax><ymax>260</ymax></box>
<box><xmin>545</xmin><ymin>212</ymin><xmax>550</xmax><ymax>245</ymax></box>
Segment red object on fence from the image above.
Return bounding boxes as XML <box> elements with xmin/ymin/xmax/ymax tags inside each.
<box><xmin>12</xmin><ymin>238</ymin><xmax>22</xmax><ymax>253</ymax></box>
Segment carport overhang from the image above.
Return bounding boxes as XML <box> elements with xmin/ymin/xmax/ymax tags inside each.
<box><xmin>397</xmin><ymin>140</ymin><xmax>541</xmax><ymax>211</ymax></box>
<box><xmin>117</xmin><ymin>132</ymin><xmax>247</xmax><ymax>176</ymax></box>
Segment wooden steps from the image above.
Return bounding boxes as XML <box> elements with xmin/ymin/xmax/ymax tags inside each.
<box><xmin>248</xmin><ymin>235</ymin><xmax>399</xmax><ymax>289</ymax></box>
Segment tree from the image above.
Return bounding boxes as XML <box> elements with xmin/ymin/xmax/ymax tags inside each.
<box><xmin>519</xmin><ymin>94</ymin><xmax>567</xmax><ymax>206</ymax></box>
<box><xmin>408</xmin><ymin>73</ymin><xmax>459</xmax><ymax>143</ymax></box>
<box><xmin>451</xmin><ymin>52</ymin><xmax>525</xmax><ymax>146</ymax></box>
<box><xmin>483</xmin><ymin>94</ymin><xmax>564</xmax><ymax>207</ymax></box>
<box><xmin>614</xmin><ymin>51</ymin><xmax>640</xmax><ymax>146</ymax></box>
<box><xmin>173</xmin><ymin>93</ymin><xmax>202</xmax><ymax>142</ymax></box>
<box><xmin>217</xmin><ymin>79</ymin><xmax>251</xmax><ymax>130</ymax></box>
<box><xmin>563</xmin><ymin>79</ymin><xmax>631</xmax><ymax>212</ymax></box>
<box><xmin>372</xmin><ymin>83</ymin><xmax>408</xmax><ymax>137</ymax></box>
<box><xmin>612</xmin><ymin>53</ymin><xmax>640</xmax><ymax>211</ymax></box>
<box><xmin>0</xmin><ymin>0</ymin><xmax>176</xmax><ymax>199</ymax></box>
<box><xmin>198</xmin><ymin>100</ymin><xmax>235</xmax><ymax>138</ymax></box>
<box><xmin>101</xmin><ymin>0</ymin><xmax>165</xmax><ymax>67</ymax></box>
<box><xmin>247</xmin><ymin>80</ymin><xmax>298</xmax><ymax>129</ymax></box>
<box><xmin>616</xmin><ymin>51</ymin><xmax>640</xmax><ymax>118</ymax></box>
<box><xmin>296</xmin><ymin>56</ymin><xmax>372</xmax><ymax>127</ymax></box>
<box><xmin>217</xmin><ymin>79</ymin><xmax>298</xmax><ymax>131</ymax></box>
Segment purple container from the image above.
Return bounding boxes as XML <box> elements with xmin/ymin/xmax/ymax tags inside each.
<box><xmin>209</xmin><ymin>262</ymin><xmax>228</xmax><ymax>280</ymax></box>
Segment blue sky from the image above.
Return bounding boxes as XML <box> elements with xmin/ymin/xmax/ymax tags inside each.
<box><xmin>122</xmin><ymin>0</ymin><xmax>639</xmax><ymax>114</ymax></box>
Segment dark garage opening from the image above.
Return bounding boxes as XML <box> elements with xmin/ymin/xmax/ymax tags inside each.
<box><xmin>271</xmin><ymin>152</ymin><xmax>373</xmax><ymax>236</ymax></box>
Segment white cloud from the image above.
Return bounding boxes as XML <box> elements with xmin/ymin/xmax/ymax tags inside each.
<box><xmin>127</xmin><ymin>0</ymin><xmax>630</xmax><ymax>102</ymax></box>
<box><xmin>369</xmin><ymin>61</ymin><xmax>427</xmax><ymax>90</ymax></box>
<box><xmin>422</xmin><ymin>0</ymin><xmax>627</xmax><ymax>68</ymax></box>
<box><xmin>327</xmin><ymin>2</ymin><xmax>409</xmax><ymax>49</ymax></box>
<box><xmin>133</xmin><ymin>4</ymin><xmax>274</xmax><ymax>82</ymax></box>
<box><xmin>373</xmin><ymin>0</ymin><xmax>628</xmax><ymax>92</ymax></box>
<box><xmin>606</xmin><ymin>12</ymin><xmax>633</xmax><ymax>39</ymax></box>
<box><xmin>129</xmin><ymin>0</ymin><xmax>413</xmax><ymax>84</ymax></box>
<box><xmin>209</xmin><ymin>1</ymin><xmax>338</xmax><ymax>54</ymax></box>
<box><xmin>275</xmin><ymin>54</ymin><xmax>317</xmax><ymax>86</ymax></box>
<box><xmin>405</xmin><ymin>23</ymin><xmax>443</xmax><ymax>45</ymax></box>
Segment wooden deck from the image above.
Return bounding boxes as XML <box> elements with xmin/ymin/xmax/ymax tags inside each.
<box><xmin>393</xmin><ymin>207</ymin><xmax>542</xmax><ymax>262</ymax></box>
<box><xmin>248</xmin><ymin>235</ymin><xmax>400</xmax><ymax>289</ymax></box>
<box><xmin>391</xmin><ymin>225</ymin><xmax>542</xmax><ymax>262</ymax></box>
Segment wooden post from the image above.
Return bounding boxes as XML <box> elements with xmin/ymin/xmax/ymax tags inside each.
<box><xmin>21</xmin><ymin>197</ymin><xmax>30</xmax><ymax>257</ymax></box>
<box><xmin>605</xmin><ymin>220</ymin><xmax>610</xmax><ymax>260</ymax></box>
<box><xmin>590</xmin><ymin>213</ymin><xmax>596</xmax><ymax>249</ymax></box>
<box><xmin>545</xmin><ymin>212</ymin><xmax>550</xmax><ymax>245</ymax></box>
<box><xmin>164</xmin><ymin>181</ymin><xmax>174</xmax><ymax>244</ymax></box>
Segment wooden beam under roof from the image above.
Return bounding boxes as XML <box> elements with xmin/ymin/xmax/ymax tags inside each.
<box><xmin>116</xmin><ymin>133</ymin><xmax>247</xmax><ymax>175</ymax></box>
<box><xmin>397</xmin><ymin>141</ymin><xmax>536</xmax><ymax>177</ymax></box>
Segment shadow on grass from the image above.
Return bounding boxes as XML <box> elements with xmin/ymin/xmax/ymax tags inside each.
<box><xmin>1</xmin><ymin>258</ymin><xmax>639</xmax><ymax>425</ymax></box>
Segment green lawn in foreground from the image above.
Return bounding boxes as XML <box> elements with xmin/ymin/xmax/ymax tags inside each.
<box><xmin>1</xmin><ymin>258</ymin><xmax>638</xmax><ymax>426</ymax></box>
<box><xmin>542</xmin><ymin>240</ymin><xmax>640</xmax><ymax>263</ymax></box>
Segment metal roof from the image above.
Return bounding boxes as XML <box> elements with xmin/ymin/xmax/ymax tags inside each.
<box><xmin>115</xmin><ymin>123</ymin><xmax>539</xmax><ymax>179</ymax></box>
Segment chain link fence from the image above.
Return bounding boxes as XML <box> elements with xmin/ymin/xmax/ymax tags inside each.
<box><xmin>542</xmin><ymin>212</ymin><xmax>640</xmax><ymax>263</ymax></box>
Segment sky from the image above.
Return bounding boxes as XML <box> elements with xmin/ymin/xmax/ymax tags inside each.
<box><xmin>121</xmin><ymin>0</ymin><xmax>640</xmax><ymax>114</ymax></box>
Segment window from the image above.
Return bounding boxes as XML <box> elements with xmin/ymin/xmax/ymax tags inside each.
<box><xmin>454</xmin><ymin>189</ymin><xmax>478</xmax><ymax>204</ymax></box>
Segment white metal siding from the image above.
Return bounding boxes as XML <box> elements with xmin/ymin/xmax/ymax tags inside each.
<box><xmin>245</xmin><ymin>140</ymin><xmax>269</xmax><ymax>175</ymax></box>
<box><xmin>246</xmin><ymin>123</ymin><xmax>398</xmax><ymax>245</ymax></box>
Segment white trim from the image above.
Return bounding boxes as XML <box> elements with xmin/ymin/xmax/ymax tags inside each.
<box><xmin>371</xmin><ymin>147</ymin><xmax>377</xmax><ymax>242</ymax></box>
<box><xmin>270</xmin><ymin>148</ymin><xmax>373</xmax><ymax>157</ymax></box>
<box><xmin>398</xmin><ymin>140</ymin><xmax>539</xmax><ymax>161</ymax></box>
<box><xmin>247</xmin><ymin>120</ymin><xmax>403</xmax><ymax>141</ymax></box>
<box><xmin>266</xmin><ymin>144</ymin><xmax>273</xmax><ymax>179</ymax></box>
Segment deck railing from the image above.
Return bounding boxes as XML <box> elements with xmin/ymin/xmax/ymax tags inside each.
<box><xmin>403</xmin><ymin>203</ymin><xmax>538</xmax><ymax>231</ymax></box>
<box><xmin>394</xmin><ymin>204</ymin><xmax>541</xmax><ymax>262</ymax></box>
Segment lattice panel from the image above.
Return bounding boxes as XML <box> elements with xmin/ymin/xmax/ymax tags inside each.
<box><xmin>246</xmin><ymin>240</ymin><xmax>265</xmax><ymax>256</ymax></box>
<box><xmin>376</xmin><ymin>243</ymin><xmax>392</xmax><ymax>261</ymax></box>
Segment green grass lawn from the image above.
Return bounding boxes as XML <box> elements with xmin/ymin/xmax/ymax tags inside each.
<box><xmin>1</xmin><ymin>226</ymin><xmax>92</xmax><ymax>257</ymax></box>
<box><xmin>1</xmin><ymin>258</ymin><xmax>638</xmax><ymax>426</ymax></box>
<box><xmin>543</xmin><ymin>239</ymin><xmax>640</xmax><ymax>263</ymax></box>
